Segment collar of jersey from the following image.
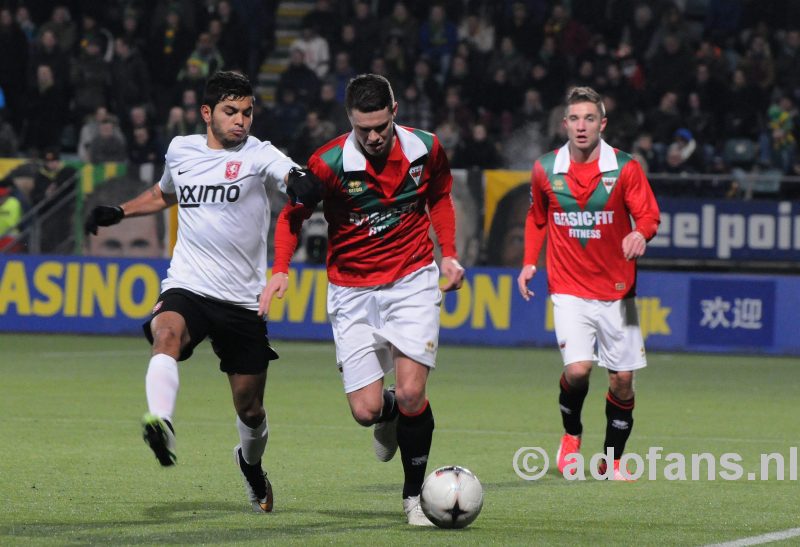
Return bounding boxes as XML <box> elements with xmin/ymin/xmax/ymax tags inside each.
<box><xmin>342</xmin><ymin>124</ymin><xmax>428</xmax><ymax>172</ymax></box>
<box><xmin>553</xmin><ymin>138</ymin><xmax>617</xmax><ymax>174</ymax></box>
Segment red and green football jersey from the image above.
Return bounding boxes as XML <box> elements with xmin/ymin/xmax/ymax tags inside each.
<box><xmin>274</xmin><ymin>125</ymin><xmax>457</xmax><ymax>287</ymax></box>
<box><xmin>524</xmin><ymin>140</ymin><xmax>660</xmax><ymax>300</ymax></box>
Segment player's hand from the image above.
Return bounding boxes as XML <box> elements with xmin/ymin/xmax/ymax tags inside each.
<box><xmin>517</xmin><ymin>264</ymin><xmax>537</xmax><ymax>301</ymax></box>
<box><xmin>84</xmin><ymin>205</ymin><xmax>124</xmax><ymax>235</ymax></box>
<box><xmin>286</xmin><ymin>167</ymin><xmax>323</xmax><ymax>209</ymax></box>
<box><xmin>440</xmin><ymin>256</ymin><xmax>465</xmax><ymax>292</ymax></box>
<box><xmin>258</xmin><ymin>272</ymin><xmax>289</xmax><ymax>317</ymax></box>
<box><xmin>622</xmin><ymin>230</ymin><xmax>647</xmax><ymax>260</ymax></box>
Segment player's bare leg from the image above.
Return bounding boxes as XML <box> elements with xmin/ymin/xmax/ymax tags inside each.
<box><xmin>142</xmin><ymin>311</ymin><xmax>188</xmax><ymax>466</ymax></box>
<box><xmin>346</xmin><ymin>378</ymin><xmax>399</xmax><ymax>460</ymax></box>
<box><xmin>229</xmin><ymin>371</ymin><xmax>273</xmax><ymax>512</ymax></box>
<box><xmin>395</xmin><ymin>353</ymin><xmax>435</xmax><ymax>526</ymax></box>
<box><xmin>556</xmin><ymin>361</ymin><xmax>592</xmax><ymax>475</ymax></box>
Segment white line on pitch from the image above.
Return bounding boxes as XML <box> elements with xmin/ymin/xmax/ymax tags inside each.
<box><xmin>704</xmin><ymin>527</ymin><xmax>800</xmax><ymax>547</ymax></box>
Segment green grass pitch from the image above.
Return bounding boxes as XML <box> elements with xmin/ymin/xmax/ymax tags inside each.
<box><xmin>1</xmin><ymin>334</ymin><xmax>798</xmax><ymax>545</ymax></box>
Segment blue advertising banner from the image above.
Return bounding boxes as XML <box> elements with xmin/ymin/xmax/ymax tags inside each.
<box><xmin>1</xmin><ymin>255</ymin><xmax>798</xmax><ymax>355</ymax></box>
<box><xmin>648</xmin><ymin>198</ymin><xmax>800</xmax><ymax>261</ymax></box>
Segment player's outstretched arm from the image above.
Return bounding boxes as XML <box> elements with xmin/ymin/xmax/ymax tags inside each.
<box><xmin>516</xmin><ymin>264</ymin><xmax>537</xmax><ymax>301</ymax></box>
<box><xmin>84</xmin><ymin>183</ymin><xmax>176</xmax><ymax>235</ymax></box>
<box><xmin>258</xmin><ymin>272</ymin><xmax>289</xmax><ymax>317</ymax></box>
<box><xmin>440</xmin><ymin>256</ymin><xmax>465</xmax><ymax>292</ymax></box>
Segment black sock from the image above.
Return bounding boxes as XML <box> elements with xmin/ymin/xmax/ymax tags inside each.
<box><xmin>559</xmin><ymin>373</ymin><xmax>589</xmax><ymax>436</ymax></box>
<box><xmin>376</xmin><ymin>388</ymin><xmax>398</xmax><ymax>423</ymax></box>
<box><xmin>397</xmin><ymin>401</ymin><xmax>434</xmax><ymax>498</ymax></box>
<box><xmin>604</xmin><ymin>390</ymin><xmax>635</xmax><ymax>459</ymax></box>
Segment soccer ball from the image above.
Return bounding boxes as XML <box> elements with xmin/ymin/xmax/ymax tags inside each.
<box><xmin>420</xmin><ymin>465</ymin><xmax>484</xmax><ymax>529</ymax></box>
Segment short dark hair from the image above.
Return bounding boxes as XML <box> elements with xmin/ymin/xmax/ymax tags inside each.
<box><xmin>345</xmin><ymin>73</ymin><xmax>395</xmax><ymax>114</ymax></box>
<box><xmin>564</xmin><ymin>86</ymin><xmax>606</xmax><ymax>118</ymax></box>
<box><xmin>202</xmin><ymin>71</ymin><xmax>253</xmax><ymax>111</ymax></box>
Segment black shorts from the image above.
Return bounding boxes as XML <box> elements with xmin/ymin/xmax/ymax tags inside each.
<box><xmin>143</xmin><ymin>288</ymin><xmax>279</xmax><ymax>374</ymax></box>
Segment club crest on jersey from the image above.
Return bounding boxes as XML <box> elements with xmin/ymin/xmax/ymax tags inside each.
<box><xmin>602</xmin><ymin>176</ymin><xmax>617</xmax><ymax>193</ymax></box>
<box><xmin>552</xmin><ymin>178</ymin><xmax>565</xmax><ymax>191</ymax></box>
<box><xmin>225</xmin><ymin>161</ymin><xmax>242</xmax><ymax>180</ymax></box>
<box><xmin>409</xmin><ymin>165</ymin><xmax>424</xmax><ymax>185</ymax></box>
<box><xmin>347</xmin><ymin>180</ymin><xmax>364</xmax><ymax>194</ymax></box>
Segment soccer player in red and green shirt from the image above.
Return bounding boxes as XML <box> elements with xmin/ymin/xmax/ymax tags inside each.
<box><xmin>517</xmin><ymin>86</ymin><xmax>660</xmax><ymax>480</ymax></box>
<box><xmin>260</xmin><ymin>74</ymin><xmax>464</xmax><ymax>524</ymax></box>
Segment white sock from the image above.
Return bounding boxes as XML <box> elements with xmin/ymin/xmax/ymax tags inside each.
<box><xmin>237</xmin><ymin>415</ymin><xmax>268</xmax><ymax>465</ymax></box>
<box><xmin>145</xmin><ymin>354</ymin><xmax>179</xmax><ymax>422</ymax></box>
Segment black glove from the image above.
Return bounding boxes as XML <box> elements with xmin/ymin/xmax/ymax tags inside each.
<box><xmin>286</xmin><ymin>167</ymin><xmax>323</xmax><ymax>209</ymax></box>
<box><xmin>84</xmin><ymin>205</ymin><xmax>124</xmax><ymax>235</ymax></box>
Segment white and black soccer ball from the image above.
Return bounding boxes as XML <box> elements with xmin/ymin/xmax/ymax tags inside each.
<box><xmin>420</xmin><ymin>465</ymin><xmax>484</xmax><ymax>529</ymax></box>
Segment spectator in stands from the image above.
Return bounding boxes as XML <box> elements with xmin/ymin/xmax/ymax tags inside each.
<box><xmin>209</xmin><ymin>0</ymin><xmax>248</xmax><ymax>73</ymax></box>
<box><xmin>70</xmin><ymin>35</ymin><xmax>112</xmax><ymax>124</ymax></box>
<box><xmin>458</xmin><ymin>13</ymin><xmax>495</xmax><ymax>61</ymax></box>
<box><xmin>293</xmin><ymin>24</ymin><xmax>330</xmax><ymax>78</ymax></box>
<box><xmin>326</xmin><ymin>51</ymin><xmax>357</xmax><ymax>104</ymax></box>
<box><xmin>497</xmin><ymin>2</ymin><xmax>537</xmax><ymax>58</ymax></box>
<box><xmin>313</xmin><ymin>82</ymin><xmax>350</xmax><ymax>135</ymax></box>
<box><xmin>763</xmin><ymin>98</ymin><xmax>797</xmax><ymax>174</ymax></box>
<box><xmin>0</xmin><ymin>179</ymin><xmax>23</xmax><ymax>249</ymax></box>
<box><xmin>543</xmin><ymin>3</ymin><xmax>591</xmax><ymax>61</ymax></box>
<box><xmin>775</xmin><ymin>29</ymin><xmax>800</xmax><ymax>99</ymax></box>
<box><xmin>27</xmin><ymin>28</ymin><xmax>69</xmax><ymax>93</ymax></box>
<box><xmin>279</xmin><ymin>47</ymin><xmax>321</xmax><ymax>108</ymax></box>
<box><xmin>289</xmin><ymin>110</ymin><xmax>336</xmax><ymax>165</ymax></box>
<box><xmin>487</xmin><ymin>36</ymin><xmax>529</xmax><ymax>89</ymax></box>
<box><xmin>724</xmin><ymin>68</ymin><xmax>763</xmax><ymax>140</ymax></box>
<box><xmin>644</xmin><ymin>90</ymin><xmax>682</xmax><ymax>162</ymax></box>
<box><xmin>620</xmin><ymin>4</ymin><xmax>656</xmax><ymax>64</ymax></box>
<box><xmin>739</xmin><ymin>35</ymin><xmax>775</xmax><ymax>96</ymax></box>
<box><xmin>148</xmin><ymin>4</ymin><xmax>194</xmax><ymax>118</ymax></box>
<box><xmin>352</xmin><ymin>1</ymin><xmax>381</xmax><ymax>56</ymax></box>
<box><xmin>648</xmin><ymin>33</ymin><xmax>695</xmax><ymax>101</ymax></box>
<box><xmin>23</xmin><ymin>65</ymin><xmax>67</xmax><ymax>156</ymax></box>
<box><xmin>38</xmin><ymin>5</ymin><xmax>77</xmax><ymax>55</ymax></box>
<box><xmin>128</xmin><ymin>126</ymin><xmax>162</xmax><ymax>171</ymax></box>
<box><xmin>0</xmin><ymin>7</ymin><xmax>29</xmax><ymax>132</ymax></box>
<box><xmin>396</xmin><ymin>82</ymin><xmax>434</xmax><ymax>131</ymax></box>
<box><xmin>0</xmin><ymin>110</ymin><xmax>18</xmax><ymax>157</ymax></box>
<box><xmin>15</xmin><ymin>5</ymin><xmax>36</xmax><ymax>43</ymax></box>
<box><xmin>34</xmin><ymin>147</ymin><xmax>78</xmax><ymax>253</ymax></box>
<box><xmin>601</xmin><ymin>94</ymin><xmax>638</xmax><ymax>151</ymax></box>
<box><xmin>270</xmin><ymin>87</ymin><xmax>307</xmax><ymax>150</ymax></box>
<box><xmin>632</xmin><ymin>132</ymin><xmax>659</xmax><ymax>173</ymax></box>
<box><xmin>78</xmin><ymin>106</ymin><xmax>124</xmax><ymax>162</ymax></box>
<box><xmin>303</xmin><ymin>0</ymin><xmax>341</xmax><ymax>47</ymax></box>
<box><xmin>452</xmin><ymin>123</ymin><xmax>502</xmax><ymax>169</ymax></box>
<box><xmin>435</xmin><ymin>86</ymin><xmax>474</xmax><ymax>139</ymax></box>
<box><xmin>111</xmin><ymin>37</ymin><xmax>152</xmax><ymax>123</ymax></box>
<box><xmin>88</xmin><ymin>117</ymin><xmax>127</xmax><ymax>163</ymax></box>
<box><xmin>419</xmin><ymin>4</ymin><xmax>458</xmax><ymax>81</ymax></box>
<box><xmin>410</xmin><ymin>57</ymin><xmax>442</xmax><ymax>108</ymax></box>
<box><xmin>77</xmin><ymin>11</ymin><xmax>114</xmax><ymax>62</ymax></box>
<box><xmin>118</xmin><ymin>7</ymin><xmax>148</xmax><ymax>56</ymax></box>
<box><xmin>380</xmin><ymin>2</ymin><xmax>418</xmax><ymax>56</ymax></box>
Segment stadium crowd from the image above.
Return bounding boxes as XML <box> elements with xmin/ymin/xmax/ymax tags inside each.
<box><xmin>1</xmin><ymin>0</ymin><xmax>799</xmax><ymax>223</ymax></box>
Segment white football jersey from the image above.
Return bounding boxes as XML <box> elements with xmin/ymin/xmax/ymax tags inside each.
<box><xmin>159</xmin><ymin>134</ymin><xmax>298</xmax><ymax>310</ymax></box>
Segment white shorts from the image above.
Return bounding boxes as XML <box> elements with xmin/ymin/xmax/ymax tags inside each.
<box><xmin>551</xmin><ymin>293</ymin><xmax>647</xmax><ymax>372</ymax></box>
<box><xmin>327</xmin><ymin>262</ymin><xmax>442</xmax><ymax>393</ymax></box>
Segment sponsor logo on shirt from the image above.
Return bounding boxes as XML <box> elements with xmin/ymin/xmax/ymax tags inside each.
<box><xmin>178</xmin><ymin>184</ymin><xmax>241</xmax><ymax>208</ymax></box>
<box><xmin>349</xmin><ymin>202</ymin><xmax>420</xmax><ymax>236</ymax></box>
<box><xmin>225</xmin><ymin>161</ymin><xmax>242</xmax><ymax>180</ymax></box>
<box><xmin>553</xmin><ymin>211</ymin><xmax>614</xmax><ymax>241</ymax></box>
<box><xmin>347</xmin><ymin>180</ymin><xmax>365</xmax><ymax>194</ymax></box>
<box><xmin>409</xmin><ymin>165</ymin><xmax>424</xmax><ymax>185</ymax></box>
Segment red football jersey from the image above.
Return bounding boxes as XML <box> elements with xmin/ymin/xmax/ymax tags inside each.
<box><xmin>523</xmin><ymin>140</ymin><xmax>660</xmax><ymax>300</ymax></box>
<box><xmin>273</xmin><ymin>125</ymin><xmax>457</xmax><ymax>286</ymax></box>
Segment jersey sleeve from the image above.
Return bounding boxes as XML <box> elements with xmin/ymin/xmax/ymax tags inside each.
<box><xmin>255</xmin><ymin>141</ymin><xmax>300</xmax><ymax>192</ymax></box>
<box><xmin>621</xmin><ymin>159</ymin><xmax>660</xmax><ymax>240</ymax></box>
<box><xmin>523</xmin><ymin>160</ymin><xmax>548</xmax><ymax>265</ymax></box>
<box><xmin>272</xmin><ymin>202</ymin><xmax>313</xmax><ymax>273</ymax></box>
<box><xmin>426</xmin><ymin>136</ymin><xmax>458</xmax><ymax>258</ymax></box>
<box><xmin>158</xmin><ymin>139</ymin><xmax>177</xmax><ymax>194</ymax></box>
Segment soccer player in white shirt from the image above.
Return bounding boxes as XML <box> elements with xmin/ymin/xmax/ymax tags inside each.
<box><xmin>85</xmin><ymin>71</ymin><xmax>301</xmax><ymax>513</ymax></box>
